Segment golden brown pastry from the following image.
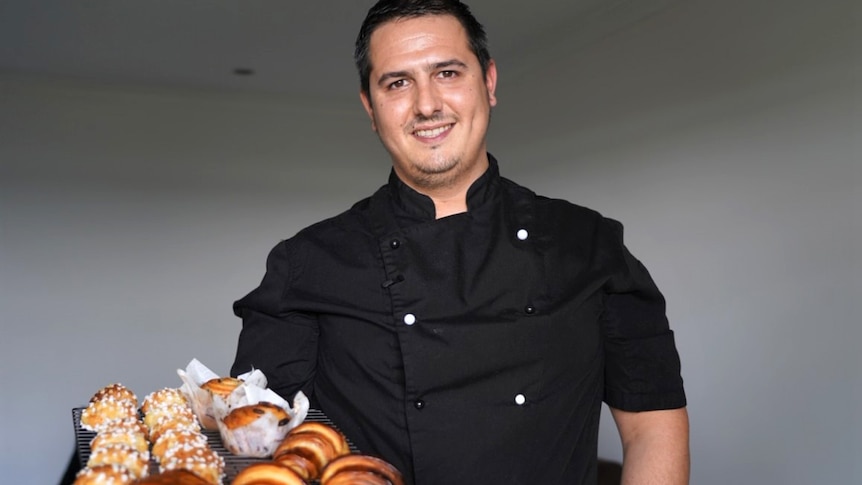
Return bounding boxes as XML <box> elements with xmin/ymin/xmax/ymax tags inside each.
<box><xmin>158</xmin><ymin>444</ymin><xmax>224</xmax><ymax>485</ymax></box>
<box><xmin>86</xmin><ymin>444</ymin><xmax>150</xmax><ymax>480</ymax></box>
<box><xmin>273</xmin><ymin>432</ymin><xmax>337</xmax><ymax>477</ymax></box>
<box><xmin>231</xmin><ymin>463</ymin><xmax>307</xmax><ymax>485</ymax></box>
<box><xmin>199</xmin><ymin>377</ymin><xmax>243</xmax><ymax>400</ymax></box>
<box><xmin>143</xmin><ymin>403</ymin><xmax>197</xmax><ymax>432</ymax></box>
<box><xmin>319</xmin><ymin>455</ymin><xmax>404</xmax><ymax>485</ymax></box>
<box><xmin>90</xmin><ymin>383</ymin><xmax>138</xmax><ymax>408</ymax></box>
<box><xmin>273</xmin><ymin>452</ymin><xmax>319</xmax><ymax>481</ymax></box>
<box><xmin>90</xmin><ymin>427</ymin><xmax>150</xmax><ymax>454</ymax></box>
<box><xmin>289</xmin><ymin>422</ymin><xmax>351</xmax><ymax>456</ymax></box>
<box><xmin>322</xmin><ymin>470</ymin><xmax>392</xmax><ymax>485</ymax></box>
<box><xmin>151</xmin><ymin>428</ymin><xmax>210</xmax><ymax>463</ymax></box>
<box><xmin>81</xmin><ymin>398</ymin><xmax>139</xmax><ymax>432</ymax></box>
<box><xmin>73</xmin><ymin>464</ymin><xmax>135</xmax><ymax>484</ymax></box>
<box><xmin>222</xmin><ymin>402</ymin><xmax>291</xmax><ymax>430</ymax></box>
<box><xmin>141</xmin><ymin>388</ymin><xmax>189</xmax><ymax>415</ymax></box>
<box><xmin>132</xmin><ymin>469</ymin><xmax>211</xmax><ymax>485</ymax></box>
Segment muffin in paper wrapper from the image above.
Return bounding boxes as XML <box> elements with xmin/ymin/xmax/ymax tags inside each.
<box><xmin>213</xmin><ymin>384</ymin><xmax>309</xmax><ymax>457</ymax></box>
<box><xmin>176</xmin><ymin>358</ymin><xmax>309</xmax><ymax>457</ymax></box>
<box><xmin>176</xmin><ymin>358</ymin><xmax>267</xmax><ymax>430</ymax></box>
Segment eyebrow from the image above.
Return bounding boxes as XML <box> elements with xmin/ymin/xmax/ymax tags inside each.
<box><xmin>376</xmin><ymin>59</ymin><xmax>469</xmax><ymax>87</ymax></box>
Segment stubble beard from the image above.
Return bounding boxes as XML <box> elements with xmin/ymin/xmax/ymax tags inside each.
<box><xmin>409</xmin><ymin>150</ymin><xmax>463</xmax><ymax>190</ymax></box>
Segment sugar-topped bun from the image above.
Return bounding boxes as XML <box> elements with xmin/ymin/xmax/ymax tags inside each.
<box><xmin>200</xmin><ymin>377</ymin><xmax>243</xmax><ymax>399</ymax></box>
<box><xmin>151</xmin><ymin>427</ymin><xmax>210</xmax><ymax>462</ymax></box>
<box><xmin>90</xmin><ymin>384</ymin><xmax>137</xmax><ymax>408</ymax></box>
<box><xmin>86</xmin><ymin>444</ymin><xmax>150</xmax><ymax>479</ymax></box>
<box><xmin>90</xmin><ymin>428</ymin><xmax>149</xmax><ymax>454</ymax></box>
<box><xmin>141</xmin><ymin>388</ymin><xmax>189</xmax><ymax>415</ymax></box>
<box><xmin>81</xmin><ymin>399</ymin><xmax>139</xmax><ymax>433</ymax></box>
<box><xmin>143</xmin><ymin>403</ymin><xmax>197</xmax><ymax>432</ymax></box>
<box><xmin>73</xmin><ymin>464</ymin><xmax>135</xmax><ymax>485</ymax></box>
<box><xmin>159</xmin><ymin>444</ymin><xmax>224</xmax><ymax>485</ymax></box>
<box><xmin>231</xmin><ymin>463</ymin><xmax>307</xmax><ymax>485</ymax></box>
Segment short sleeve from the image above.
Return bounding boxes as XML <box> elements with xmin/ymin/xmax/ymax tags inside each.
<box><xmin>600</xmin><ymin>219</ymin><xmax>686</xmax><ymax>411</ymax></box>
<box><xmin>230</xmin><ymin>240</ymin><xmax>318</xmax><ymax>401</ymax></box>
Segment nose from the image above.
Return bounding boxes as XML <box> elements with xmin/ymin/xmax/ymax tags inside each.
<box><xmin>413</xmin><ymin>80</ymin><xmax>442</xmax><ymax>118</ymax></box>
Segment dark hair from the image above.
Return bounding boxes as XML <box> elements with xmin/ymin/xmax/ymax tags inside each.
<box><xmin>354</xmin><ymin>0</ymin><xmax>491</xmax><ymax>97</ymax></box>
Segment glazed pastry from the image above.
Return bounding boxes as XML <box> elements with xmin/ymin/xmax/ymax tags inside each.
<box><xmin>273</xmin><ymin>452</ymin><xmax>319</xmax><ymax>481</ymax></box>
<box><xmin>322</xmin><ymin>470</ymin><xmax>392</xmax><ymax>485</ymax></box>
<box><xmin>319</xmin><ymin>455</ymin><xmax>404</xmax><ymax>485</ymax></box>
<box><xmin>132</xmin><ymin>469</ymin><xmax>211</xmax><ymax>484</ymax></box>
<box><xmin>222</xmin><ymin>402</ymin><xmax>290</xmax><ymax>430</ymax></box>
<box><xmin>289</xmin><ymin>422</ymin><xmax>351</xmax><ymax>456</ymax></box>
<box><xmin>274</xmin><ymin>432</ymin><xmax>337</xmax><ymax>476</ymax></box>
<box><xmin>231</xmin><ymin>463</ymin><xmax>307</xmax><ymax>485</ymax></box>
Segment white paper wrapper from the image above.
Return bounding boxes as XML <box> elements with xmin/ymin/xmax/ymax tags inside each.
<box><xmin>214</xmin><ymin>387</ymin><xmax>309</xmax><ymax>458</ymax></box>
<box><xmin>175</xmin><ymin>358</ymin><xmax>309</xmax><ymax>457</ymax></box>
<box><xmin>176</xmin><ymin>358</ymin><xmax>267</xmax><ymax>430</ymax></box>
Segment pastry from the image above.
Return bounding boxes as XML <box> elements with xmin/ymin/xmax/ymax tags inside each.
<box><xmin>86</xmin><ymin>444</ymin><xmax>150</xmax><ymax>480</ymax></box>
<box><xmin>222</xmin><ymin>402</ymin><xmax>290</xmax><ymax>430</ymax></box>
<box><xmin>273</xmin><ymin>452</ymin><xmax>318</xmax><ymax>481</ymax></box>
<box><xmin>151</xmin><ymin>428</ymin><xmax>209</xmax><ymax>463</ymax></box>
<box><xmin>322</xmin><ymin>470</ymin><xmax>392</xmax><ymax>485</ymax></box>
<box><xmin>73</xmin><ymin>464</ymin><xmax>135</xmax><ymax>484</ymax></box>
<box><xmin>81</xmin><ymin>398</ymin><xmax>139</xmax><ymax>433</ymax></box>
<box><xmin>132</xmin><ymin>469</ymin><xmax>211</xmax><ymax>484</ymax></box>
<box><xmin>142</xmin><ymin>388</ymin><xmax>189</xmax><ymax>415</ymax></box>
<box><xmin>200</xmin><ymin>377</ymin><xmax>243</xmax><ymax>400</ymax></box>
<box><xmin>159</xmin><ymin>443</ymin><xmax>224</xmax><ymax>485</ymax></box>
<box><xmin>90</xmin><ymin>384</ymin><xmax>138</xmax><ymax>408</ymax></box>
<box><xmin>90</xmin><ymin>428</ymin><xmax>149</xmax><ymax>454</ymax></box>
<box><xmin>319</xmin><ymin>455</ymin><xmax>404</xmax><ymax>485</ymax></box>
<box><xmin>231</xmin><ymin>463</ymin><xmax>307</xmax><ymax>485</ymax></box>
<box><xmin>289</xmin><ymin>422</ymin><xmax>350</xmax><ymax>456</ymax></box>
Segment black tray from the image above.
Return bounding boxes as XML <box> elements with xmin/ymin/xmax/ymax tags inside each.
<box><xmin>73</xmin><ymin>406</ymin><xmax>355</xmax><ymax>484</ymax></box>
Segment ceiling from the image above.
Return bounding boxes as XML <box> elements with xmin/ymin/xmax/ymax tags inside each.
<box><xmin>0</xmin><ymin>0</ymin><xmax>666</xmax><ymax>103</ymax></box>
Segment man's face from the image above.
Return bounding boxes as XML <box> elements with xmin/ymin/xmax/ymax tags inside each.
<box><xmin>360</xmin><ymin>15</ymin><xmax>497</xmax><ymax>191</ymax></box>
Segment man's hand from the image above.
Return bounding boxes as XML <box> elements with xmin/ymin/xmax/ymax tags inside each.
<box><xmin>610</xmin><ymin>406</ymin><xmax>690</xmax><ymax>485</ymax></box>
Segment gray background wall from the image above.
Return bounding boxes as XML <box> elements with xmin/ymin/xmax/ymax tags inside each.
<box><xmin>1</xmin><ymin>0</ymin><xmax>858</xmax><ymax>483</ymax></box>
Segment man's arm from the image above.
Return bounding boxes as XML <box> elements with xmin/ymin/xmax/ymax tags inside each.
<box><xmin>610</xmin><ymin>406</ymin><xmax>690</xmax><ymax>485</ymax></box>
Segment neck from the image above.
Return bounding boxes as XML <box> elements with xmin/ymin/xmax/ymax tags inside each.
<box><xmin>403</xmin><ymin>155</ymin><xmax>489</xmax><ymax>219</ymax></box>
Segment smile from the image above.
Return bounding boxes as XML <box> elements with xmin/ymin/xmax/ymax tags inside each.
<box><xmin>414</xmin><ymin>124</ymin><xmax>453</xmax><ymax>139</ymax></box>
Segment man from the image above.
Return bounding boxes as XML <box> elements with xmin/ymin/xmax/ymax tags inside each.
<box><xmin>231</xmin><ymin>1</ymin><xmax>689</xmax><ymax>484</ymax></box>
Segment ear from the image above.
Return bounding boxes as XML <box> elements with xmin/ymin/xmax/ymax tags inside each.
<box><xmin>485</xmin><ymin>59</ymin><xmax>498</xmax><ymax>107</ymax></box>
<box><xmin>359</xmin><ymin>90</ymin><xmax>377</xmax><ymax>132</ymax></box>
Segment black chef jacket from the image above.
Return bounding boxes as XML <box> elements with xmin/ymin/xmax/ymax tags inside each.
<box><xmin>231</xmin><ymin>155</ymin><xmax>686</xmax><ymax>485</ymax></box>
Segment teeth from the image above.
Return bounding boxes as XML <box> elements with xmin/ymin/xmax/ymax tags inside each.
<box><xmin>415</xmin><ymin>125</ymin><xmax>451</xmax><ymax>138</ymax></box>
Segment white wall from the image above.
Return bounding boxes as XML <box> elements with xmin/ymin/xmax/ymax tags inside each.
<box><xmin>1</xmin><ymin>0</ymin><xmax>858</xmax><ymax>483</ymax></box>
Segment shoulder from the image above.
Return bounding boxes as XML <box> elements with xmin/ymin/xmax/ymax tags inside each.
<box><xmin>499</xmin><ymin>176</ymin><xmax>618</xmax><ymax>234</ymax></box>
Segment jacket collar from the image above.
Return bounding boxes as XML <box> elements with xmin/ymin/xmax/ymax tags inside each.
<box><xmin>387</xmin><ymin>153</ymin><xmax>501</xmax><ymax>223</ymax></box>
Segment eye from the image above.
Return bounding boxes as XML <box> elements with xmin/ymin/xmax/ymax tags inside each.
<box><xmin>387</xmin><ymin>79</ymin><xmax>408</xmax><ymax>90</ymax></box>
<box><xmin>438</xmin><ymin>70</ymin><xmax>458</xmax><ymax>79</ymax></box>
